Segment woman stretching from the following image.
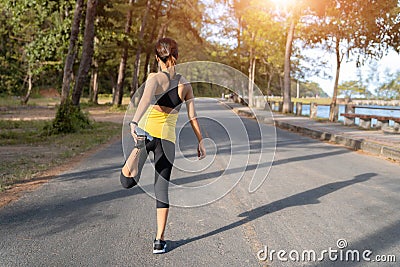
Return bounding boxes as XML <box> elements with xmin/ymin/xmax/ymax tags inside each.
<box><xmin>120</xmin><ymin>37</ymin><xmax>206</xmax><ymax>254</ymax></box>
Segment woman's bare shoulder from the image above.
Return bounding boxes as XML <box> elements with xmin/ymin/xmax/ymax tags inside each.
<box><xmin>177</xmin><ymin>75</ymin><xmax>194</xmax><ymax>100</ymax></box>
<box><xmin>148</xmin><ymin>72</ymin><xmax>171</xmax><ymax>79</ymax></box>
<box><xmin>178</xmin><ymin>75</ymin><xmax>192</xmax><ymax>88</ymax></box>
<box><xmin>146</xmin><ymin>72</ymin><xmax>160</xmax><ymax>80</ymax></box>
<box><xmin>145</xmin><ymin>72</ymin><xmax>168</xmax><ymax>85</ymax></box>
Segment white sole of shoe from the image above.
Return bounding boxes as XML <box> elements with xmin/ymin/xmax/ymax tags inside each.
<box><xmin>153</xmin><ymin>243</ymin><xmax>167</xmax><ymax>254</ymax></box>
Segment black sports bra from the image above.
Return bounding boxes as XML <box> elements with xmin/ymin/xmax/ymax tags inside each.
<box><xmin>154</xmin><ymin>72</ymin><xmax>183</xmax><ymax>111</ymax></box>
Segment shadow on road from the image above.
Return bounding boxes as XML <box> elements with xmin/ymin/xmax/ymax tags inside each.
<box><xmin>271</xmin><ymin>149</ymin><xmax>349</xmax><ymax>166</ymax></box>
<box><xmin>0</xmin><ymin>148</ymin><xmax>352</xmax><ymax>236</ymax></box>
<box><xmin>167</xmin><ymin>173</ymin><xmax>376</xmax><ymax>252</ymax></box>
<box><xmin>173</xmin><ymin>148</ymin><xmax>349</xmax><ymax>185</ymax></box>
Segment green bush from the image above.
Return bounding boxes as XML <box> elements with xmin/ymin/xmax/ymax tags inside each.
<box><xmin>44</xmin><ymin>100</ymin><xmax>92</xmax><ymax>135</ymax></box>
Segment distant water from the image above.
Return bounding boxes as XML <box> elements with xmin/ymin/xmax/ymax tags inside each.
<box><xmin>292</xmin><ymin>105</ymin><xmax>400</xmax><ymax>127</ymax></box>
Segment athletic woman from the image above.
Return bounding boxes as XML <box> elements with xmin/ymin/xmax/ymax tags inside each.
<box><xmin>120</xmin><ymin>37</ymin><xmax>206</xmax><ymax>254</ymax></box>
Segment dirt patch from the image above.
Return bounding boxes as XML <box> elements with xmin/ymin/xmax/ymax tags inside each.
<box><xmin>0</xmin><ymin>104</ymin><xmax>126</xmax><ymax>208</ymax></box>
<box><xmin>39</xmin><ymin>88</ymin><xmax>60</xmax><ymax>98</ymax></box>
<box><xmin>0</xmin><ymin>106</ymin><xmax>56</xmax><ymax>121</ymax></box>
<box><xmin>0</xmin><ymin>135</ymin><xmax>121</xmax><ymax>208</ymax></box>
<box><xmin>0</xmin><ymin>105</ymin><xmax>126</xmax><ymax>123</ymax></box>
<box><xmin>89</xmin><ymin>107</ymin><xmax>125</xmax><ymax>124</ymax></box>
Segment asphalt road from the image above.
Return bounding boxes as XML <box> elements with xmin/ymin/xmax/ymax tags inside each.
<box><xmin>1</xmin><ymin>98</ymin><xmax>399</xmax><ymax>267</ymax></box>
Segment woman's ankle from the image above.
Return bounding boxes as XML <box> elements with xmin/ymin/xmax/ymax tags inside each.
<box><xmin>156</xmin><ymin>234</ymin><xmax>165</xmax><ymax>240</ymax></box>
<box><xmin>121</xmin><ymin>166</ymin><xmax>131</xmax><ymax>177</ymax></box>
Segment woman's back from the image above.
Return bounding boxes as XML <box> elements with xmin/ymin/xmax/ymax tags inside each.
<box><xmin>154</xmin><ymin>72</ymin><xmax>183</xmax><ymax>112</ymax></box>
<box><xmin>149</xmin><ymin>71</ymin><xmax>189</xmax><ymax>114</ymax></box>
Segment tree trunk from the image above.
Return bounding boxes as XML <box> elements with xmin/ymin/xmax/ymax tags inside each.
<box><xmin>247</xmin><ymin>31</ymin><xmax>255</xmax><ymax>107</ymax></box>
<box><xmin>142</xmin><ymin>50</ymin><xmax>151</xmax><ymax>83</ymax></box>
<box><xmin>92</xmin><ymin>71</ymin><xmax>99</xmax><ymax>104</ymax></box>
<box><xmin>151</xmin><ymin>23</ymin><xmax>168</xmax><ymax>72</ymax></box>
<box><xmin>248</xmin><ymin>58</ymin><xmax>252</xmax><ymax>106</ymax></box>
<box><xmin>248</xmin><ymin>58</ymin><xmax>256</xmax><ymax>107</ymax></box>
<box><xmin>150</xmin><ymin>53</ymin><xmax>158</xmax><ymax>73</ymax></box>
<box><xmin>266</xmin><ymin>70</ymin><xmax>272</xmax><ymax>97</ymax></box>
<box><xmin>113</xmin><ymin>0</ymin><xmax>135</xmax><ymax>106</ymax></box>
<box><xmin>109</xmin><ymin>72</ymin><xmax>117</xmax><ymax>103</ymax></box>
<box><xmin>72</xmin><ymin>0</ymin><xmax>98</xmax><ymax>106</ymax></box>
<box><xmin>130</xmin><ymin>0</ymin><xmax>151</xmax><ymax>98</ymax></box>
<box><xmin>89</xmin><ymin>69</ymin><xmax>94</xmax><ymax>101</ymax></box>
<box><xmin>22</xmin><ymin>68</ymin><xmax>32</xmax><ymax>105</ymax></box>
<box><xmin>61</xmin><ymin>0</ymin><xmax>84</xmax><ymax>105</ymax></box>
<box><xmin>237</xmin><ymin>15</ymin><xmax>242</xmax><ymax>72</ymax></box>
<box><xmin>89</xmin><ymin>36</ymin><xmax>99</xmax><ymax>103</ymax></box>
<box><xmin>329</xmin><ymin>37</ymin><xmax>342</xmax><ymax>122</ymax></box>
<box><xmin>131</xmin><ymin>51</ymin><xmax>141</xmax><ymax>99</ymax></box>
<box><xmin>142</xmin><ymin>0</ymin><xmax>162</xmax><ymax>83</ymax></box>
<box><xmin>151</xmin><ymin>0</ymin><xmax>173</xmax><ymax>73</ymax></box>
<box><xmin>251</xmin><ymin>57</ymin><xmax>256</xmax><ymax>106</ymax></box>
<box><xmin>283</xmin><ymin>18</ymin><xmax>296</xmax><ymax>113</ymax></box>
<box><xmin>90</xmin><ymin>58</ymin><xmax>99</xmax><ymax>104</ymax></box>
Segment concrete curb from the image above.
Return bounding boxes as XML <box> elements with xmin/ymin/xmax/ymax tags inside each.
<box><xmin>228</xmin><ymin>105</ymin><xmax>400</xmax><ymax>162</ymax></box>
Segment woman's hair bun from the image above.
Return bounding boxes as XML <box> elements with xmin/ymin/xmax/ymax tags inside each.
<box><xmin>155</xmin><ymin>38</ymin><xmax>178</xmax><ymax>63</ymax></box>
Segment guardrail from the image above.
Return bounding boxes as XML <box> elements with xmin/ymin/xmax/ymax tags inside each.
<box><xmin>228</xmin><ymin>96</ymin><xmax>400</xmax><ymax>131</ymax></box>
<box><xmin>266</xmin><ymin>101</ymin><xmax>400</xmax><ymax>132</ymax></box>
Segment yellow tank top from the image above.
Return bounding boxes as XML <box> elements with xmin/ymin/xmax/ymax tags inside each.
<box><xmin>138</xmin><ymin>105</ymin><xmax>179</xmax><ymax>144</ymax></box>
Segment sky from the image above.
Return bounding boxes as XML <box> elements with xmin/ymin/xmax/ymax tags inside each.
<box><xmin>308</xmin><ymin>49</ymin><xmax>400</xmax><ymax>97</ymax></box>
<box><xmin>203</xmin><ymin>0</ymin><xmax>400</xmax><ymax>97</ymax></box>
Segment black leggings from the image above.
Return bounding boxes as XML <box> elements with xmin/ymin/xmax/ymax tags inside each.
<box><xmin>122</xmin><ymin>137</ymin><xmax>175</xmax><ymax>208</ymax></box>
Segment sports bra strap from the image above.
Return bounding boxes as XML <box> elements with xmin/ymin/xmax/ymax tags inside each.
<box><xmin>161</xmin><ymin>71</ymin><xmax>170</xmax><ymax>80</ymax></box>
<box><xmin>161</xmin><ymin>71</ymin><xmax>181</xmax><ymax>83</ymax></box>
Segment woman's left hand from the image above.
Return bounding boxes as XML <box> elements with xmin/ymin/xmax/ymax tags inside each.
<box><xmin>197</xmin><ymin>140</ymin><xmax>206</xmax><ymax>160</ymax></box>
<box><xmin>130</xmin><ymin>123</ymin><xmax>138</xmax><ymax>143</ymax></box>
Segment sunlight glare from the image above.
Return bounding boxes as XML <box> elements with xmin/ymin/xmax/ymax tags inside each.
<box><xmin>270</xmin><ymin>0</ymin><xmax>292</xmax><ymax>7</ymax></box>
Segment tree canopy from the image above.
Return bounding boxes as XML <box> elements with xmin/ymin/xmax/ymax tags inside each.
<box><xmin>377</xmin><ymin>71</ymin><xmax>400</xmax><ymax>99</ymax></box>
<box><xmin>338</xmin><ymin>80</ymin><xmax>367</xmax><ymax>98</ymax></box>
<box><xmin>0</xmin><ymin>0</ymin><xmax>399</xmax><ymax>108</ymax></box>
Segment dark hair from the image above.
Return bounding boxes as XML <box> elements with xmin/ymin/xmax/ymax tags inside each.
<box><xmin>155</xmin><ymin>37</ymin><xmax>178</xmax><ymax>67</ymax></box>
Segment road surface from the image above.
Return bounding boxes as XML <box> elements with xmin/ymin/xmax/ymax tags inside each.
<box><xmin>1</xmin><ymin>99</ymin><xmax>399</xmax><ymax>266</ymax></box>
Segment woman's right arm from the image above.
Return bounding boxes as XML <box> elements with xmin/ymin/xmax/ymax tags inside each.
<box><xmin>132</xmin><ymin>73</ymin><xmax>157</xmax><ymax>124</ymax></box>
<box><xmin>130</xmin><ymin>73</ymin><xmax>158</xmax><ymax>140</ymax></box>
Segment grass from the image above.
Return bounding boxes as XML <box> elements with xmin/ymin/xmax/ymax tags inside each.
<box><xmin>28</xmin><ymin>97</ymin><xmax>60</xmax><ymax>106</ymax></box>
<box><xmin>0</xmin><ymin>95</ymin><xmax>59</xmax><ymax>107</ymax></box>
<box><xmin>107</xmin><ymin>104</ymin><xmax>130</xmax><ymax>113</ymax></box>
<box><xmin>0</xmin><ymin>96</ymin><xmax>26</xmax><ymax>107</ymax></box>
<box><xmin>0</xmin><ymin>94</ymin><xmax>132</xmax><ymax>108</ymax></box>
<box><xmin>0</xmin><ymin>120</ymin><xmax>121</xmax><ymax>192</ymax></box>
<box><xmin>0</xmin><ymin>120</ymin><xmax>48</xmax><ymax>145</ymax></box>
<box><xmin>314</xmin><ymin>117</ymin><xmax>332</xmax><ymax>123</ymax></box>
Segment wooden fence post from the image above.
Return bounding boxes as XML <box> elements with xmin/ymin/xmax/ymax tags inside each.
<box><xmin>296</xmin><ymin>102</ymin><xmax>302</xmax><ymax>116</ymax></box>
<box><xmin>310</xmin><ymin>102</ymin><xmax>318</xmax><ymax>119</ymax></box>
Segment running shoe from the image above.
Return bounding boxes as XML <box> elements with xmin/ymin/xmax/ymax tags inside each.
<box><xmin>153</xmin><ymin>239</ymin><xmax>167</xmax><ymax>254</ymax></box>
